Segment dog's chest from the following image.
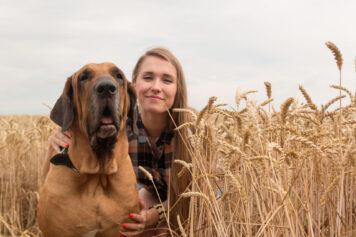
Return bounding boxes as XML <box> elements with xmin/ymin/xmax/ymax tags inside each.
<box><xmin>81</xmin><ymin>229</ymin><xmax>104</xmax><ymax>237</ymax></box>
<box><xmin>41</xmin><ymin>171</ymin><xmax>137</xmax><ymax>236</ymax></box>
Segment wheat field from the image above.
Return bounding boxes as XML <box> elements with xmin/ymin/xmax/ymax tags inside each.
<box><xmin>0</xmin><ymin>115</ymin><xmax>56</xmax><ymax>236</ymax></box>
<box><xmin>0</xmin><ymin>43</ymin><xmax>355</xmax><ymax>236</ymax></box>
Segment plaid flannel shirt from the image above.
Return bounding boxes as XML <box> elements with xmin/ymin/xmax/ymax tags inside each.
<box><xmin>126</xmin><ymin>113</ymin><xmax>174</xmax><ymax>202</ymax></box>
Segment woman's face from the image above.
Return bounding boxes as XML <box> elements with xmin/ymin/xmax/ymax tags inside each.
<box><xmin>133</xmin><ymin>56</ymin><xmax>177</xmax><ymax>114</ymax></box>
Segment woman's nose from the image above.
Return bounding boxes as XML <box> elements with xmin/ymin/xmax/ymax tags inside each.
<box><xmin>151</xmin><ymin>79</ymin><xmax>161</xmax><ymax>92</ymax></box>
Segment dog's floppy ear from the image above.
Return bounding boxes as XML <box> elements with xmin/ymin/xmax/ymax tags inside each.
<box><xmin>127</xmin><ymin>82</ymin><xmax>137</xmax><ymax>120</ymax></box>
<box><xmin>50</xmin><ymin>76</ymin><xmax>75</xmax><ymax>131</ymax></box>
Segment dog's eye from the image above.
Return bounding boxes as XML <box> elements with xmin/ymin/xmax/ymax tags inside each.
<box><xmin>115</xmin><ymin>73</ymin><xmax>123</xmax><ymax>81</ymax></box>
<box><xmin>79</xmin><ymin>74</ymin><xmax>90</xmax><ymax>82</ymax></box>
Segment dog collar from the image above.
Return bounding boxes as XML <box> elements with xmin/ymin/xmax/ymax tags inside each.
<box><xmin>50</xmin><ymin>147</ymin><xmax>78</xmax><ymax>172</ymax></box>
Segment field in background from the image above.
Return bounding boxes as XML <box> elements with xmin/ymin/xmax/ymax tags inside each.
<box><xmin>175</xmin><ymin>84</ymin><xmax>355</xmax><ymax>236</ymax></box>
<box><xmin>0</xmin><ymin>83</ymin><xmax>355</xmax><ymax>236</ymax></box>
<box><xmin>0</xmin><ymin>115</ymin><xmax>55</xmax><ymax>236</ymax></box>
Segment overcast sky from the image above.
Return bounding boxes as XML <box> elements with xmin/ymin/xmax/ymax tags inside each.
<box><xmin>1</xmin><ymin>0</ymin><xmax>355</xmax><ymax>115</ymax></box>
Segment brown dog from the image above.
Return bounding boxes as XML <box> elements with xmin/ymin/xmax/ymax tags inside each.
<box><xmin>38</xmin><ymin>63</ymin><xmax>139</xmax><ymax>237</ymax></box>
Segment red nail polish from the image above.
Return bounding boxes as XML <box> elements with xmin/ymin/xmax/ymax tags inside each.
<box><xmin>129</xmin><ymin>213</ymin><xmax>134</xmax><ymax>218</ymax></box>
<box><xmin>121</xmin><ymin>233</ymin><xmax>125</xmax><ymax>236</ymax></box>
<box><xmin>65</xmin><ymin>143</ymin><xmax>68</xmax><ymax>148</ymax></box>
<box><xmin>122</xmin><ymin>224</ymin><xmax>127</xmax><ymax>228</ymax></box>
<box><xmin>69</xmin><ymin>133</ymin><xmax>72</xmax><ymax>138</ymax></box>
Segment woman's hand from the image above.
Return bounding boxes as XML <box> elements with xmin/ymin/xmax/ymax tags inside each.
<box><xmin>42</xmin><ymin>128</ymin><xmax>72</xmax><ymax>181</ymax></box>
<box><xmin>121</xmin><ymin>199</ymin><xmax>159</xmax><ymax>236</ymax></box>
<box><xmin>49</xmin><ymin>128</ymin><xmax>71</xmax><ymax>153</ymax></box>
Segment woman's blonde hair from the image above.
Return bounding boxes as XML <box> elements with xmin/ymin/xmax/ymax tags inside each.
<box><xmin>132</xmin><ymin>47</ymin><xmax>192</xmax><ymax>232</ymax></box>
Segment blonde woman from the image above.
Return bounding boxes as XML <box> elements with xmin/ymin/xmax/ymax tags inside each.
<box><xmin>43</xmin><ymin>47</ymin><xmax>193</xmax><ymax>236</ymax></box>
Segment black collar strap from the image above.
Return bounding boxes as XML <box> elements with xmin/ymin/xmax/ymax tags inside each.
<box><xmin>50</xmin><ymin>147</ymin><xmax>78</xmax><ymax>172</ymax></box>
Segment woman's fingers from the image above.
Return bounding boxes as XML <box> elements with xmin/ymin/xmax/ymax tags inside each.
<box><xmin>121</xmin><ymin>230</ymin><xmax>143</xmax><ymax>236</ymax></box>
<box><xmin>122</xmin><ymin>223</ymin><xmax>145</xmax><ymax>231</ymax></box>
<box><xmin>51</xmin><ymin>141</ymin><xmax>61</xmax><ymax>153</ymax></box>
<box><xmin>121</xmin><ymin>210</ymin><xmax>148</xmax><ymax>236</ymax></box>
<box><xmin>57</xmin><ymin>129</ymin><xmax>71</xmax><ymax>143</ymax></box>
<box><xmin>129</xmin><ymin>213</ymin><xmax>145</xmax><ymax>224</ymax></box>
<box><xmin>121</xmin><ymin>221</ymin><xmax>145</xmax><ymax>236</ymax></box>
<box><xmin>63</xmin><ymin>131</ymin><xmax>71</xmax><ymax>138</ymax></box>
<box><xmin>138</xmin><ymin>198</ymin><xmax>145</xmax><ymax>210</ymax></box>
<box><xmin>50</xmin><ymin>128</ymin><xmax>71</xmax><ymax>153</ymax></box>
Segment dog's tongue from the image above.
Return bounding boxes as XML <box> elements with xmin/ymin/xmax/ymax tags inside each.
<box><xmin>101</xmin><ymin>116</ymin><xmax>113</xmax><ymax>124</ymax></box>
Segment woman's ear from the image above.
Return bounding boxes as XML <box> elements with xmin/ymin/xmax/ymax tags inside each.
<box><xmin>50</xmin><ymin>76</ymin><xmax>75</xmax><ymax>131</ymax></box>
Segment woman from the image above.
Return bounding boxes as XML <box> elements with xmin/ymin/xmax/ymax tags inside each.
<box><xmin>43</xmin><ymin>47</ymin><xmax>192</xmax><ymax>236</ymax></box>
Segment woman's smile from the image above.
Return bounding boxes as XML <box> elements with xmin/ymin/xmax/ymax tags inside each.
<box><xmin>147</xmin><ymin>95</ymin><xmax>164</xmax><ymax>101</ymax></box>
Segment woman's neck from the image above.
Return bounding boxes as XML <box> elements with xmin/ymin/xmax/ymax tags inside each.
<box><xmin>140</xmin><ymin>110</ymin><xmax>168</xmax><ymax>141</ymax></box>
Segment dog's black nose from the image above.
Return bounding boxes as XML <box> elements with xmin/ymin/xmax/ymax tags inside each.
<box><xmin>95</xmin><ymin>80</ymin><xmax>117</xmax><ymax>97</ymax></box>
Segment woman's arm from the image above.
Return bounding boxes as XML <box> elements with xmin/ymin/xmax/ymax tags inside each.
<box><xmin>145</xmin><ymin>199</ymin><xmax>168</xmax><ymax>227</ymax></box>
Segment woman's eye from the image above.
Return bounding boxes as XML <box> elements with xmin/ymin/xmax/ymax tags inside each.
<box><xmin>143</xmin><ymin>76</ymin><xmax>152</xmax><ymax>80</ymax></box>
<box><xmin>164</xmin><ymin>78</ymin><xmax>173</xmax><ymax>83</ymax></box>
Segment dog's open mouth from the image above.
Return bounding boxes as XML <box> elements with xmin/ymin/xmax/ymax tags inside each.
<box><xmin>96</xmin><ymin>107</ymin><xmax>118</xmax><ymax>139</ymax></box>
<box><xmin>88</xmin><ymin>98</ymin><xmax>121</xmax><ymax>152</ymax></box>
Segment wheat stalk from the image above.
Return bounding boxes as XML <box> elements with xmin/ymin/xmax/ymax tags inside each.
<box><xmin>173</xmin><ymin>108</ymin><xmax>198</xmax><ymax>120</ymax></box>
<box><xmin>177</xmin><ymin>215</ymin><xmax>187</xmax><ymax>237</ymax></box>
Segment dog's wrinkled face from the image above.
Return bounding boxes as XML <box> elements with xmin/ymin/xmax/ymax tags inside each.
<box><xmin>51</xmin><ymin>62</ymin><xmax>136</xmax><ymax>153</ymax></box>
<box><xmin>77</xmin><ymin>63</ymin><xmax>125</xmax><ymax>150</ymax></box>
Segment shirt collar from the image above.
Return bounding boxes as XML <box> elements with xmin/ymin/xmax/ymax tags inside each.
<box><xmin>136</xmin><ymin>113</ymin><xmax>174</xmax><ymax>145</ymax></box>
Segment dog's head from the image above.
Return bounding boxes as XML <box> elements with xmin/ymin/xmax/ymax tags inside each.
<box><xmin>50</xmin><ymin>62</ymin><xmax>136</xmax><ymax>153</ymax></box>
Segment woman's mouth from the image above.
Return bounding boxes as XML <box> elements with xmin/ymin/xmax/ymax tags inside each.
<box><xmin>147</xmin><ymin>96</ymin><xmax>163</xmax><ymax>101</ymax></box>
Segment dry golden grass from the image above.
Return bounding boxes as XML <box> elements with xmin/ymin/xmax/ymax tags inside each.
<box><xmin>171</xmin><ymin>85</ymin><xmax>355</xmax><ymax>236</ymax></box>
<box><xmin>1</xmin><ymin>86</ymin><xmax>355</xmax><ymax>237</ymax></box>
<box><xmin>0</xmin><ymin>115</ymin><xmax>57</xmax><ymax>236</ymax></box>
<box><xmin>0</xmin><ymin>44</ymin><xmax>355</xmax><ymax>236</ymax></box>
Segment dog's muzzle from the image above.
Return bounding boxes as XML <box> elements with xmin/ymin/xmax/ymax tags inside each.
<box><xmin>89</xmin><ymin>78</ymin><xmax>121</xmax><ymax>150</ymax></box>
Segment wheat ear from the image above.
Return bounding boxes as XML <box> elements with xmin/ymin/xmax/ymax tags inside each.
<box><xmin>264</xmin><ymin>81</ymin><xmax>272</xmax><ymax>99</ymax></box>
<box><xmin>280</xmin><ymin>98</ymin><xmax>294</xmax><ymax>124</ymax></box>
<box><xmin>330</xmin><ymin>85</ymin><xmax>353</xmax><ymax>101</ymax></box>
<box><xmin>325</xmin><ymin>41</ymin><xmax>343</xmax><ymax>71</ymax></box>
<box><xmin>181</xmin><ymin>192</ymin><xmax>210</xmax><ymax>202</ymax></box>
<box><xmin>299</xmin><ymin>85</ymin><xmax>317</xmax><ymax>111</ymax></box>
<box><xmin>196</xmin><ymin>96</ymin><xmax>217</xmax><ymax>125</ymax></box>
